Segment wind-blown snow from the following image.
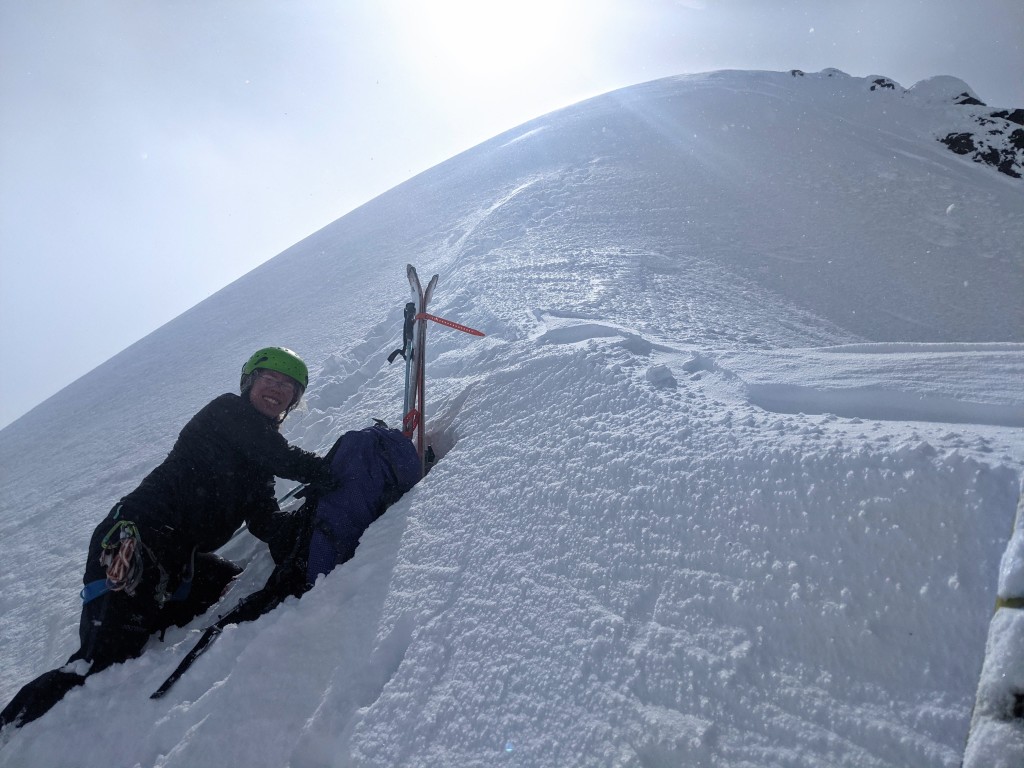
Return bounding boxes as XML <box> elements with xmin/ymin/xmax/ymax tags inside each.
<box><xmin>1</xmin><ymin>69</ymin><xmax>1022</xmax><ymax>767</ymax></box>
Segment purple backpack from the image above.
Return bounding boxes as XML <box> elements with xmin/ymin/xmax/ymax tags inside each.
<box><xmin>303</xmin><ymin>425</ymin><xmax>421</xmax><ymax>585</ymax></box>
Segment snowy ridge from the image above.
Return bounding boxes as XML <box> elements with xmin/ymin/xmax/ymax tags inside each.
<box><xmin>792</xmin><ymin>68</ymin><xmax>1023</xmax><ymax>179</ymax></box>
<box><xmin>1</xmin><ymin>69</ymin><xmax>1023</xmax><ymax>766</ymax></box>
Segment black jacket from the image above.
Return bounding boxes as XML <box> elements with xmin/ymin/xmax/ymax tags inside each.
<box><xmin>86</xmin><ymin>393</ymin><xmax>332</xmax><ymax>586</ymax></box>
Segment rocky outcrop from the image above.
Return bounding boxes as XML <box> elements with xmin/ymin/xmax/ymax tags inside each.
<box><xmin>940</xmin><ymin>113</ymin><xmax>1023</xmax><ymax>178</ymax></box>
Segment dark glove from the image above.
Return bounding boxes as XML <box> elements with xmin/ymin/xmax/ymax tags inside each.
<box><xmin>263</xmin><ymin>511</ymin><xmax>304</xmax><ymax>564</ymax></box>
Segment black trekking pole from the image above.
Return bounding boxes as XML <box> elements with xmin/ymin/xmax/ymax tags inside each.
<box><xmin>150</xmin><ymin>584</ymin><xmax>289</xmax><ymax>699</ymax></box>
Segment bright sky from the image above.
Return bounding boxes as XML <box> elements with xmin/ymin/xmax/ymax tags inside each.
<box><xmin>1</xmin><ymin>0</ymin><xmax>1022</xmax><ymax>429</ymax></box>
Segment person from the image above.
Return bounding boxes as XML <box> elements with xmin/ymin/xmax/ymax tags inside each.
<box><xmin>0</xmin><ymin>346</ymin><xmax>338</xmax><ymax>731</ymax></box>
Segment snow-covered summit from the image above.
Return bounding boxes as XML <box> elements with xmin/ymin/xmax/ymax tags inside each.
<box><xmin>909</xmin><ymin>75</ymin><xmax>985</xmax><ymax>105</ymax></box>
<box><xmin>1</xmin><ymin>68</ymin><xmax>1022</xmax><ymax>767</ymax></box>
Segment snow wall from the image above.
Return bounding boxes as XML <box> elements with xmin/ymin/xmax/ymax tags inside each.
<box><xmin>963</xmin><ymin>484</ymin><xmax>1024</xmax><ymax>767</ymax></box>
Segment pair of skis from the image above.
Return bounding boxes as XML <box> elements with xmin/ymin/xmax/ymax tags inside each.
<box><xmin>400</xmin><ymin>265</ymin><xmax>437</xmax><ymax>477</ymax></box>
<box><xmin>395</xmin><ymin>264</ymin><xmax>483</xmax><ymax>477</ymax></box>
<box><xmin>150</xmin><ymin>265</ymin><xmax>482</xmax><ymax>700</ymax></box>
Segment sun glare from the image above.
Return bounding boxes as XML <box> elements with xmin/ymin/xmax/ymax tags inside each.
<box><xmin>397</xmin><ymin>0</ymin><xmax>590</xmax><ymax>85</ymax></box>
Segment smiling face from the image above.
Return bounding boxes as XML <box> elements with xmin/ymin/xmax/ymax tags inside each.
<box><xmin>248</xmin><ymin>368</ymin><xmax>299</xmax><ymax>420</ymax></box>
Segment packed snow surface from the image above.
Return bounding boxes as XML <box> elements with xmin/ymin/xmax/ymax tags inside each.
<box><xmin>1</xmin><ymin>69</ymin><xmax>1023</xmax><ymax>767</ymax></box>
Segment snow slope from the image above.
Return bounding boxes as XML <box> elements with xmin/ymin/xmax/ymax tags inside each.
<box><xmin>1</xmin><ymin>69</ymin><xmax>1022</xmax><ymax>767</ymax></box>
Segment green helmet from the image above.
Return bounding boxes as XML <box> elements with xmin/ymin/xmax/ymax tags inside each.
<box><xmin>241</xmin><ymin>347</ymin><xmax>309</xmax><ymax>390</ymax></box>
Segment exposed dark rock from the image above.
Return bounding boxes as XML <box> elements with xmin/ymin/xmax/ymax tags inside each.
<box><xmin>955</xmin><ymin>92</ymin><xmax>987</xmax><ymax>106</ymax></box>
<box><xmin>870</xmin><ymin>78</ymin><xmax>897</xmax><ymax>91</ymax></box>
<box><xmin>992</xmin><ymin>109</ymin><xmax>1024</xmax><ymax>126</ymax></box>
<box><xmin>935</xmin><ymin>92</ymin><xmax>1023</xmax><ymax>180</ymax></box>
<box><xmin>941</xmin><ymin>133</ymin><xmax>976</xmax><ymax>155</ymax></box>
<box><xmin>980</xmin><ymin>147</ymin><xmax>1001</xmax><ymax>165</ymax></box>
<box><xmin>940</xmin><ymin>129</ymin><xmax>1022</xmax><ymax>178</ymax></box>
<box><xmin>997</xmin><ymin>158</ymin><xmax>1021</xmax><ymax>178</ymax></box>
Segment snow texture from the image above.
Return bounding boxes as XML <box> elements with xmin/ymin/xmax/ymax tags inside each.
<box><xmin>1</xmin><ymin>68</ymin><xmax>1023</xmax><ymax>767</ymax></box>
